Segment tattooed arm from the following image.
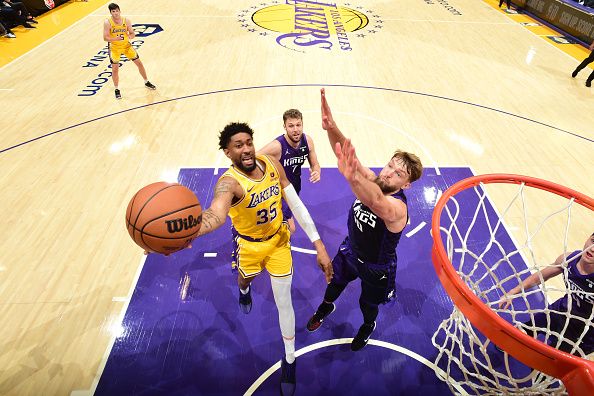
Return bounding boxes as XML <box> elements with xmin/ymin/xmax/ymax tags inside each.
<box><xmin>196</xmin><ymin>176</ymin><xmax>241</xmax><ymax>237</ymax></box>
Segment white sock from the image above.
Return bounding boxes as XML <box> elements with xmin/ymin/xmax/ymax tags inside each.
<box><xmin>240</xmin><ymin>285</ymin><xmax>249</xmax><ymax>295</ymax></box>
<box><xmin>144</xmin><ymin>79</ymin><xmax>149</xmax><ymax>83</ymax></box>
<box><xmin>283</xmin><ymin>337</ymin><xmax>295</xmax><ymax>364</ymax></box>
<box><xmin>114</xmin><ymin>85</ymin><xmax>119</xmax><ymax>90</ymax></box>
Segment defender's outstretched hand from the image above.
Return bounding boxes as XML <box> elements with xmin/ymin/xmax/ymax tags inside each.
<box><xmin>321</xmin><ymin>88</ymin><xmax>336</xmax><ymax>131</ymax></box>
<box><xmin>497</xmin><ymin>294</ymin><xmax>514</xmax><ymax>310</ymax></box>
<box><xmin>335</xmin><ymin>139</ymin><xmax>361</xmax><ymax>183</ymax></box>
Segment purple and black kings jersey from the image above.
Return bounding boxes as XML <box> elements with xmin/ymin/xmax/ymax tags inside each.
<box><xmin>561</xmin><ymin>250</ymin><xmax>594</xmax><ymax>318</ymax></box>
<box><xmin>276</xmin><ymin>133</ymin><xmax>310</xmax><ymax>194</ymax></box>
<box><xmin>346</xmin><ymin>189</ymin><xmax>407</xmax><ymax>264</ymax></box>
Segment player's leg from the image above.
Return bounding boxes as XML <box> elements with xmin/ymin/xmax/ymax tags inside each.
<box><xmin>351</xmin><ymin>285</ymin><xmax>381</xmax><ymax>351</ymax></box>
<box><xmin>572</xmin><ymin>50</ymin><xmax>594</xmax><ymax>78</ymax></box>
<box><xmin>351</xmin><ymin>262</ymin><xmax>395</xmax><ymax>351</ymax></box>
<box><xmin>586</xmin><ymin>69</ymin><xmax>594</xmax><ymax>87</ymax></box>
<box><xmin>270</xmin><ymin>275</ymin><xmax>297</xmax><ymax>396</ymax></box>
<box><xmin>131</xmin><ymin>53</ymin><xmax>156</xmax><ymax>90</ymax></box>
<box><xmin>265</xmin><ymin>226</ymin><xmax>296</xmax><ymax>395</ymax></box>
<box><xmin>235</xmin><ymin>237</ymin><xmax>267</xmax><ymax>314</ymax></box>
<box><xmin>306</xmin><ymin>241</ymin><xmax>357</xmax><ymax>332</ymax></box>
<box><xmin>109</xmin><ymin>47</ymin><xmax>122</xmax><ymax>99</ymax></box>
<box><xmin>237</xmin><ymin>272</ymin><xmax>256</xmax><ymax>314</ymax></box>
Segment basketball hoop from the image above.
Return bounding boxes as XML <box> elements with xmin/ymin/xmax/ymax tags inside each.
<box><xmin>431</xmin><ymin>174</ymin><xmax>594</xmax><ymax>395</ymax></box>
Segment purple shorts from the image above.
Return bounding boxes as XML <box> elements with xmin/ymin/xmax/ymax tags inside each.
<box><xmin>330</xmin><ymin>239</ymin><xmax>397</xmax><ymax>305</ymax></box>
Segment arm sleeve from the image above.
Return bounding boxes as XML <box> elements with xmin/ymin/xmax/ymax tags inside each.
<box><xmin>283</xmin><ymin>184</ymin><xmax>320</xmax><ymax>243</ymax></box>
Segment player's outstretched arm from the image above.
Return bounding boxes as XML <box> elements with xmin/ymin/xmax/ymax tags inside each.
<box><xmin>273</xmin><ymin>158</ymin><xmax>333</xmax><ymax>283</ymax></box>
<box><xmin>196</xmin><ymin>177</ymin><xmax>238</xmax><ymax>237</ymax></box>
<box><xmin>321</xmin><ymin>88</ymin><xmax>375</xmax><ymax>179</ymax></box>
<box><xmin>335</xmin><ymin>139</ymin><xmax>405</xmax><ymax>229</ymax></box>
<box><xmin>257</xmin><ymin>139</ymin><xmax>282</xmax><ymax>162</ymax></box>
<box><xmin>498</xmin><ymin>254</ymin><xmax>564</xmax><ymax>309</ymax></box>
<box><xmin>321</xmin><ymin>88</ymin><xmax>346</xmax><ymax>156</ymax></box>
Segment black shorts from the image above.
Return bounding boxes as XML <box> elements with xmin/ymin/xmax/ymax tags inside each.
<box><xmin>331</xmin><ymin>239</ymin><xmax>397</xmax><ymax>305</ymax></box>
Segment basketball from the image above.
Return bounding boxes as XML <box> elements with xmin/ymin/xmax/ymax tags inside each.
<box><xmin>126</xmin><ymin>182</ymin><xmax>202</xmax><ymax>255</ymax></box>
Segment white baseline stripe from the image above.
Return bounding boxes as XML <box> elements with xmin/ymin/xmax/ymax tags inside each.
<box><xmin>290</xmin><ymin>246</ymin><xmax>316</xmax><ymax>254</ymax></box>
<box><xmin>405</xmin><ymin>221</ymin><xmax>426</xmax><ymax>238</ymax></box>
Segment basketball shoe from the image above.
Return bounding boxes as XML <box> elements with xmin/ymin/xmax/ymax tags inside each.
<box><xmin>115</xmin><ymin>89</ymin><xmax>121</xmax><ymax>99</ymax></box>
<box><xmin>145</xmin><ymin>81</ymin><xmax>156</xmax><ymax>90</ymax></box>
<box><xmin>238</xmin><ymin>286</ymin><xmax>252</xmax><ymax>314</ymax></box>
<box><xmin>351</xmin><ymin>321</ymin><xmax>376</xmax><ymax>351</ymax></box>
<box><xmin>306</xmin><ymin>302</ymin><xmax>335</xmax><ymax>332</ymax></box>
<box><xmin>280</xmin><ymin>357</ymin><xmax>296</xmax><ymax>396</ymax></box>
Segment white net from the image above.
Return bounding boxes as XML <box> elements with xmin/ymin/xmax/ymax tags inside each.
<box><xmin>431</xmin><ymin>179</ymin><xmax>594</xmax><ymax>395</ymax></box>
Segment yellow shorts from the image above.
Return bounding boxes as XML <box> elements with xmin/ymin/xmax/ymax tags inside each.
<box><xmin>232</xmin><ymin>224</ymin><xmax>292</xmax><ymax>278</ymax></box>
<box><xmin>109</xmin><ymin>43</ymin><xmax>138</xmax><ymax>64</ymax></box>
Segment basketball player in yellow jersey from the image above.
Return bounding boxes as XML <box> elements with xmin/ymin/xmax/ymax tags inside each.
<box><xmin>103</xmin><ymin>3</ymin><xmax>156</xmax><ymax>100</ymax></box>
<box><xmin>195</xmin><ymin>122</ymin><xmax>333</xmax><ymax>396</ymax></box>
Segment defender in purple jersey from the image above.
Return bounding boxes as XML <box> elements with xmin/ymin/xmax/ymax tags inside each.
<box><xmin>306</xmin><ymin>89</ymin><xmax>424</xmax><ymax>351</ymax></box>
<box><xmin>258</xmin><ymin>109</ymin><xmax>321</xmax><ymax>233</ymax></box>
<box><xmin>499</xmin><ymin>233</ymin><xmax>594</xmax><ymax>356</ymax></box>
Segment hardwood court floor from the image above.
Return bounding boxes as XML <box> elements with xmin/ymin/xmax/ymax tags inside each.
<box><xmin>0</xmin><ymin>1</ymin><xmax>592</xmax><ymax>395</ymax></box>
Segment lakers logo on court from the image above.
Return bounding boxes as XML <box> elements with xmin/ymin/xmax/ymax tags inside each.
<box><xmin>236</xmin><ymin>1</ymin><xmax>383</xmax><ymax>53</ymax></box>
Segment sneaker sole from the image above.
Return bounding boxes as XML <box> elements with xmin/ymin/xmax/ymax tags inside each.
<box><xmin>351</xmin><ymin>322</ymin><xmax>376</xmax><ymax>351</ymax></box>
<box><xmin>306</xmin><ymin>304</ymin><xmax>335</xmax><ymax>332</ymax></box>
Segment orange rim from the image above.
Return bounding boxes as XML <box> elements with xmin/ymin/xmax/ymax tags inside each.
<box><xmin>431</xmin><ymin>174</ymin><xmax>594</xmax><ymax>394</ymax></box>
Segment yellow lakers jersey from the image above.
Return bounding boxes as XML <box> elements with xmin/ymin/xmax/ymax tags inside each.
<box><xmin>108</xmin><ymin>17</ymin><xmax>130</xmax><ymax>49</ymax></box>
<box><xmin>222</xmin><ymin>155</ymin><xmax>284</xmax><ymax>240</ymax></box>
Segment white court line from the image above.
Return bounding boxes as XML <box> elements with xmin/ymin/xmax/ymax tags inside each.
<box><xmin>88</xmin><ymin>253</ymin><xmax>148</xmax><ymax>395</ymax></box>
<box><xmin>375</xmin><ymin>18</ymin><xmax>514</xmax><ymax>25</ymax></box>
<box><xmin>204</xmin><ymin>252</ymin><xmax>217</xmax><ymax>257</ymax></box>
<box><xmin>243</xmin><ymin>338</ymin><xmax>467</xmax><ymax>395</ymax></box>
<box><xmin>405</xmin><ymin>221</ymin><xmax>426</xmax><ymax>238</ymax></box>
<box><xmin>291</xmin><ymin>246</ymin><xmax>316</xmax><ymax>254</ymax></box>
<box><xmin>120</xmin><ymin>14</ymin><xmax>236</xmax><ymax>18</ymax></box>
<box><xmin>213</xmin><ymin>151</ymin><xmax>224</xmax><ymax>175</ymax></box>
<box><xmin>111</xmin><ymin>296</ymin><xmax>128</xmax><ymax>302</ymax></box>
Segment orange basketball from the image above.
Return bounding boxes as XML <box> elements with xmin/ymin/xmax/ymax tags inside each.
<box><xmin>126</xmin><ymin>182</ymin><xmax>202</xmax><ymax>255</ymax></box>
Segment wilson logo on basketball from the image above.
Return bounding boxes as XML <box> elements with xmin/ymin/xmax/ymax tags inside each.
<box><xmin>236</xmin><ymin>1</ymin><xmax>384</xmax><ymax>53</ymax></box>
<box><xmin>165</xmin><ymin>214</ymin><xmax>202</xmax><ymax>234</ymax></box>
